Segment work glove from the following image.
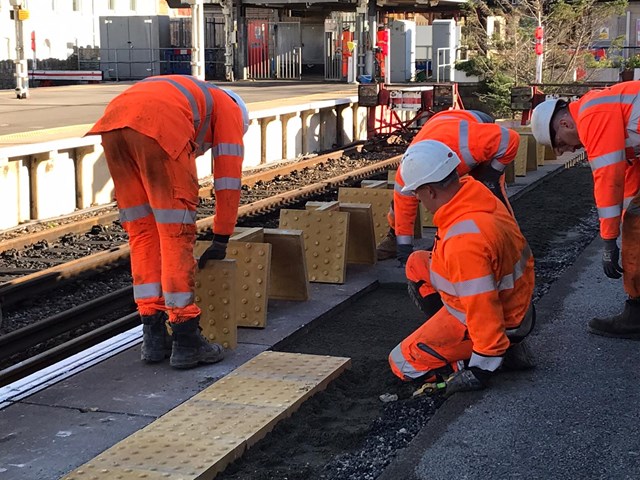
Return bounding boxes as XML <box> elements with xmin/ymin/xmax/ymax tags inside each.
<box><xmin>476</xmin><ymin>164</ymin><xmax>503</xmax><ymax>184</ymax></box>
<box><xmin>197</xmin><ymin>234</ymin><xmax>229</xmax><ymax>269</ymax></box>
<box><xmin>397</xmin><ymin>244</ymin><xmax>414</xmax><ymax>266</ymax></box>
<box><xmin>444</xmin><ymin>367</ymin><xmax>490</xmax><ymax>397</ymax></box>
<box><xmin>602</xmin><ymin>239</ymin><xmax>623</xmax><ymax>279</ymax></box>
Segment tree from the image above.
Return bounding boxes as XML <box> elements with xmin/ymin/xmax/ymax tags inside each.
<box><xmin>456</xmin><ymin>0</ymin><xmax>628</xmax><ymax>116</ymax></box>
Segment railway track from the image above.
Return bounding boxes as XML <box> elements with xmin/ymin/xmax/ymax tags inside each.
<box><xmin>0</xmin><ymin>147</ymin><xmax>401</xmax><ymax>311</ymax></box>
<box><xmin>0</xmin><ymin>147</ymin><xmax>402</xmax><ymax>387</ymax></box>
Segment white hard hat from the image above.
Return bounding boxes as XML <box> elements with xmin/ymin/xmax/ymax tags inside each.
<box><xmin>530</xmin><ymin>98</ymin><xmax>559</xmax><ymax>147</ymax></box>
<box><xmin>400</xmin><ymin>140</ymin><xmax>461</xmax><ymax>194</ymax></box>
<box><xmin>222</xmin><ymin>88</ymin><xmax>250</xmax><ymax>135</ymax></box>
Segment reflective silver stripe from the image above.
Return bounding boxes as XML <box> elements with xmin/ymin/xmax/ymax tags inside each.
<box><xmin>490</xmin><ymin>158</ymin><xmax>506</xmax><ymax>172</ymax></box>
<box><xmin>495</xmin><ymin>127</ymin><xmax>510</xmax><ymax>159</ymax></box>
<box><xmin>430</xmin><ymin>270</ymin><xmax>496</xmax><ymax>297</ymax></box>
<box><xmin>133</xmin><ymin>282</ymin><xmax>162</xmax><ymax>300</ymax></box>
<box><xmin>468</xmin><ymin>111</ymin><xmax>483</xmax><ymax>122</ymax></box>
<box><xmin>164</xmin><ymin>291</ymin><xmax>194</xmax><ymax>308</ymax></box>
<box><xmin>444</xmin><ymin>219</ymin><xmax>480</xmax><ymax>241</ymax></box>
<box><xmin>182</xmin><ymin>77</ymin><xmax>214</xmax><ymax>151</ymax></box>
<box><xmin>214</xmin><ymin>177</ymin><xmax>242</xmax><ymax>191</ymax></box>
<box><xmin>623</xmin><ymin>196</ymin><xmax>634</xmax><ymax>210</ymax></box>
<box><xmin>394</xmin><ymin>182</ymin><xmax>413</xmax><ymax>197</ymax></box>
<box><xmin>213</xmin><ymin>143</ymin><xmax>244</xmax><ymax>157</ymax></box>
<box><xmin>578</xmin><ymin>93</ymin><xmax>637</xmax><ymax>114</ymax></box>
<box><xmin>442</xmin><ymin>299</ymin><xmax>466</xmax><ymax>324</ymax></box>
<box><xmin>430</xmin><ymin>270</ymin><xmax>456</xmax><ymax>296</ymax></box>
<box><xmin>497</xmin><ymin>244</ymin><xmax>531</xmax><ymax>291</ymax></box>
<box><xmin>389</xmin><ymin>344</ymin><xmax>424</xmax><ymax>379</ymax></box>
<box><xmin>458</xmin><ymin>121</ymin><xmax>476</xmax><ymax>168</ymax></box>
<box><xmin>627</xmin><ymin>97</ymin><xmax>640</xmax><ymax>145</ymax></box>
<box><xmin>469</xmin><ymin>352</ymin><xmax>503</xmax><ymax>371</ymax></box>
<box><xmin>397</xmin><ymin>235</ymin><xmax>413</xmax><ymax>245</ymax></box>
<box><xmin>119</xmin><ymin>204</ymin><xmax>152</xmax><ymax>223</ymax></box>
<box><xmin>506</xmin><ymin>304</ymin><xmax>534</xmax><ymax>338</ymax></box>
<box><xmin>598</xmin><ymin>204</ymin><xmax>622</xmax><ymax>219</ymax></box>
<box><xmin>153</xmin><ymin>208</ymin><xmax>197</xmax><ymax>224</ymax></box>
<box><xmin>589</xmin><ymin>150</ymin><xmax>625</xmax><ymax>171</ymax></box>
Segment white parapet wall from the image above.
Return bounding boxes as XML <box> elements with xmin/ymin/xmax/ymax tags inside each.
<box><xmin>0</xmin><ymin>96</ymin><xmax>367</xmax><ymax>231</ymax></box>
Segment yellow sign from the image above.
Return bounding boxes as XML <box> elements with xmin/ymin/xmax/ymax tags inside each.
<box><xmin>18</xmin><ymin>9</ymin><xmax>29</xmax><ymax>21</ymax></box>
<box><xmin>598</xmin><ymin>27</ymin><xmax>609</xmax><ymax>40</ymax></box>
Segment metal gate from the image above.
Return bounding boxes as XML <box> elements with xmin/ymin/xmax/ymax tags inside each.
<box><xmin>324</xmin><ymin>18</ymin><xmax>357</xmax><ymax>81</ymax></box>
<box><xmin>247</xmin><ymin>20</ymin><xmax>301</xmax><ymax>79</ymax></box>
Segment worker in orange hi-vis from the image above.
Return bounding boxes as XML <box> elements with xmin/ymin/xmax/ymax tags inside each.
<box><xmin>531</xmin><ymin>83</ymin><xmax>640</xmax><ymax>339</ymax></box>
<box><xmin>341</xmin><ymin>26</ymin><xmax>353</xmax><ymax>79</ymax></box>
<box><xmin>376</xmin><ymin>109</ymin><xmax>521</xmax><ymax>264</ymax></box>
<box><xmin>86</xmin><ymin>75</ymin><xmax>249</xmax><ymax>369</ymax></box>
<box><xmin>388</xmin><ymin>140</ymin><xmax>536</xmax><ymax>396</ymax></box>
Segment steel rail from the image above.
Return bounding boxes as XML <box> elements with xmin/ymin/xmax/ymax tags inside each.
<box><xmin>0</xmin><ymin>286</ymin><xmax>134</xmax><ymax>363</ymax></box>
<box><xmin>0</xmin><ymin>154</ymin><xmax>401</xmax><ymax>311</ymax></box>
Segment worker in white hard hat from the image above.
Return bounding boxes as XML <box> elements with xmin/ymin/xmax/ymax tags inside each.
<box><xmin>531</xmin><ymin>82</ymin><xmax>640</xmax><ymax>339</ymax></box>
<box><xmin>388</xmin><ymin>140</ymin><xmax>536</xmax><ymax>396</ymax></box>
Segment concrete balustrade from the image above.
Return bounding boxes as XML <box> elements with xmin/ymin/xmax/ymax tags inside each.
<box><xmin>0</xmin><ymin>95</ymin><xmax>365</xmax><ymax>231</ymax></box>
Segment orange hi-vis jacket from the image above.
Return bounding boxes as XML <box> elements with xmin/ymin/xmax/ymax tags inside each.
<box><xmin>429</xmin><ymin>177</ymin><xmax>534</xmax><ymax>369</ymax></box>
<box><xmin>88</xmin><ymin>75</ymin><xmax>245</xmax><ymax>236</ymax></box>
<box><xmin>568</xmin><ymin>82</ymin><xmax>640</xmax><ymax>240</ymax></box>
<box><xmin>393</xmin><ymin>110</ymin><xmax>520</xmax><ymax>246</ymax></box>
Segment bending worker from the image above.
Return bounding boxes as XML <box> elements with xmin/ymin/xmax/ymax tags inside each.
<box><xmin>388</xmin><ymin>140</ymin><xmax>535</xmax><ymax>395</ymax></box>
<box><xmin>87</xmin><ymin>75</ymin><xmax>249</xmax><ymax>369</ymax></box>
<box><xmin>377</xmin><ymin>109</ymin><xmax>521</xmax><ymax>264</ymax></box>
<box><xmin>531</xmin><ymin>83</ymin><xmax>640</xmax><ymax>339</ymax></box>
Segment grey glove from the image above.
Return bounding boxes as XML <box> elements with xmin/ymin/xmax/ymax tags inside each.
<box><xmin>602</xmin><ymin>239</ymin><xmax>623</xmax><ymax>279</ymax></box>
<box><xmin>198</xmin><ymin>234</ymin><xmax>229</xmax><ymax>269</ymax></box>
<box><xmin>397</xmin><ymin>244</ymin><xmax>414</xmax><ymax>266</ymax></box>
<box><xmin>444</xmin><ymin>367</ymin><xmax>490</xmax><ymax>397</ymax></box>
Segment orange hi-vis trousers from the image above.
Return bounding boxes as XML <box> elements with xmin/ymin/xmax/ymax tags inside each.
<box><xmin>389</xmin><ymin>250</ymin><xmax>534</xmax><ymax>381</ymax></box>
<box><xmin>389</xmin><ymin>250</ymin><xmax>470</xmax><ymax>381</ymax></box>
<box><xmin>101</xmin><ymin>128</ymin><xmax>201</xmax><ymax>323</ymax></box>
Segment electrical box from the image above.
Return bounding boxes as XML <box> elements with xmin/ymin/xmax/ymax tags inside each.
<box><xmin>389</xmin><ymin>20</ymin><xmax>416</xmax><ymax>83</ymax></box>
<box><xmin>511</xmin><ymin>86</ymin><xmax>534</xmax><ymax>111</ymax></box>
<box><xmin>99</xmin><ymin>16</ymin><xmax>171</xmax><ymax>80</ymax></box>
<box><xmin>432</xmin><ymin>19</ymin><xmax>457</xmax><ymax>82</ymax></box>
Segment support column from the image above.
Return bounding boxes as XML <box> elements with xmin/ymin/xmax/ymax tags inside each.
<box><xmin>366</xmin><ymin>0</ymin><xmax>376</xmax><ymax>77</ymax></box>
<box><xmin>221</xmin><ymin>0</ymin><xmax>235</xmax><ymax>81</ymax></box>
<box><xmin>188</xmin><ymin>0</ymin><xmax>205</xmax><ymax>80</ymax></box>
<box><xmin>235</xmin><ymin>1</ymin><xmax>246</xmax><ymax>80</ymax></box>
<box><xmin>10</xmin><ymin>0</ymin><xmax>29</xmax><ymax>99</ymax></box>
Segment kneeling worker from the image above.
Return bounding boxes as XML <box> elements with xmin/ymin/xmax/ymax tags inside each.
<box><xmin>377</xmin><ymin>109</ymin><xmax>521</xmax><ymax>264</ymax></box>
<box><xmin>388</xmin><ymin>140</ymin><xmax>536</xmax><ymax>395</ymax></box>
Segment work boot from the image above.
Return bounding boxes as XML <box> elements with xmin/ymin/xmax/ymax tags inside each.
<box><xmin>407</xmin><ymin>285</ymin><xmax>443</xmax><ymax>320</ymax></box>
<box><xmin>376</xmin><ymin>229</ymin><xmax>397</xmax><ymax>261</ymax></box>
<box><xmin>141</xmin><ymin>312</ymin><xmax>172</xmax><ymax>363</ymax></box>
<box><xmin>502</xmin><ymin>340</ymin><xmax>535</xmax><ymax>371</ymax></box>
<box><xmin>588</xmin><ymin>298</ymin><xmax>640</xmax><ymax>340</ymax></box>
<box><xmin>169</xmin><ymin>316</ymin><xmax>225</xmax><ymax>369</ymax></box>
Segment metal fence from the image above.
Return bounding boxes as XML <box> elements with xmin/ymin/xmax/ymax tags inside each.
<box><xmin>246</xmin><ymin>20</ymin><xmax>302</xmax><ymax>80</ymax></box>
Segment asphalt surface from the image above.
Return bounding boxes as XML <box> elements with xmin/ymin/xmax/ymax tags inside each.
<box><xmin>378</xmin><ymin>236</ymin><xmax>639</xmax><ymax>480</ymax></box>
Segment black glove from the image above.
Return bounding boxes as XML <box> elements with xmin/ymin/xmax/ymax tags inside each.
<box><xmin>397</xmin><ymin>244</ymin><xmax>414</xmax><ymax>266</ymax></box>
<box><xmin>476</xmin><ymin>164</ymin><xmax>503</xmax><ymax>183</ymax></box>
<box><xmin>444</xmin><ymin>367</ymin><xmax>490</xmax><ymax>397</ymax></box>
<box><xmin>602</xmin><ymin>239</ymin><xmax>623</xmax><ymax>279</ymax></box>
<box><xmin>198</xmin><ymin>234</ymin><xmax>229</xmax><ymax>269</ymax></box>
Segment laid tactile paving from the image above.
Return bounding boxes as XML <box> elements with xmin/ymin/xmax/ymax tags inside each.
<box><xmin>62</xmin><ymin>352</ymin><xmax>351</xmax><ymax>480</ymax></box>
<box><xmin>279</xmin><ymin>209</ymin><xmax>349</xmax><ymax>284</ymax></box>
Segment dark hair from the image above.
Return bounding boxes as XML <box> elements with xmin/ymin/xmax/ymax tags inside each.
<box><xmin>549</xmin><ymin>100</ymin><xmax>568</xmax><ymax>148</ymax></box>
<box><xmin>430</xmin><ymin>169</ymin><xmax>459</xmax><ymax>189</ymax></box>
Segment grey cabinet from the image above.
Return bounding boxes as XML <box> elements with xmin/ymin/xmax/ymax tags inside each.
<box><xmin>100</xmin><ymin>16</ymin><xmax>170</xmax><ymax>80</ymax></box>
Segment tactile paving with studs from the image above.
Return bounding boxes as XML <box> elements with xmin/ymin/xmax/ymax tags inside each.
<box><xmin>278</xmin><ymin>209</ymin><xmax>349</xmax><ymax>284</ymax></box>
<box><xmin>62</xmin><ymin>351</ymin><xmax>351</xmax><ymax>480</ymax></box>
<box><xmin>338</xmin><ymin>187</ymin><xmax>393</xmax><ymax>243</ymax></box>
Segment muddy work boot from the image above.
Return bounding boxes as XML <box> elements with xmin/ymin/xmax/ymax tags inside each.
<box><xmin>502</xmin><ymin>340</ymin><xmax>535</xmax><ymax>371</ymax></box>
<box><xmin>376</xmin><ymin>229</ymin><xmax>397</xmax><ymax>261</ymax></box>
<box><xmin>141</xmin><ymin>312</ymin><xmax>172</xmax><ymax>363</ymax></box>
<box><xmin>588</xmin><ymin>298</ymin><xmax>640</xmax><ymax>340</ymax></box>
<box><xmin>169</xmin><ymin>317</ymin><xmax>225</xmax><ymax>369</ymax></box>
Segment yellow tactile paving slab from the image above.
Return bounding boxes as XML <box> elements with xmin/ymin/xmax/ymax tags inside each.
<box><xmin>62</xmin><ymin>351</ymin><xmax>351</xmax><ymax>480</ymax></box>
<box><xmin>338</xmin><ymin>187</ymin><xmax>394</xmax><ymax>244</ymax></box>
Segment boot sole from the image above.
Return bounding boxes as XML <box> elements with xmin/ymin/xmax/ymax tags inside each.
<box><xmin>141</xmin><ymin>350</ymin><xmax>170</xmax><ymax>363</ymax></box>
<box><xmin>170</xmin><ymin>356</ymin><xmax>224</xmax><ymax>369</ymax></box>
<box><xmin>587</xmin><ymin>326</ymin><xmax>640</xmax><ymax>340</ymax></box>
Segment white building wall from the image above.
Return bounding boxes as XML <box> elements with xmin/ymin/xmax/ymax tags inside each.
<box><xmin>0</xmin><ymin>0</ymin><xmax>164</xmax><ymax>62</ymax></box>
